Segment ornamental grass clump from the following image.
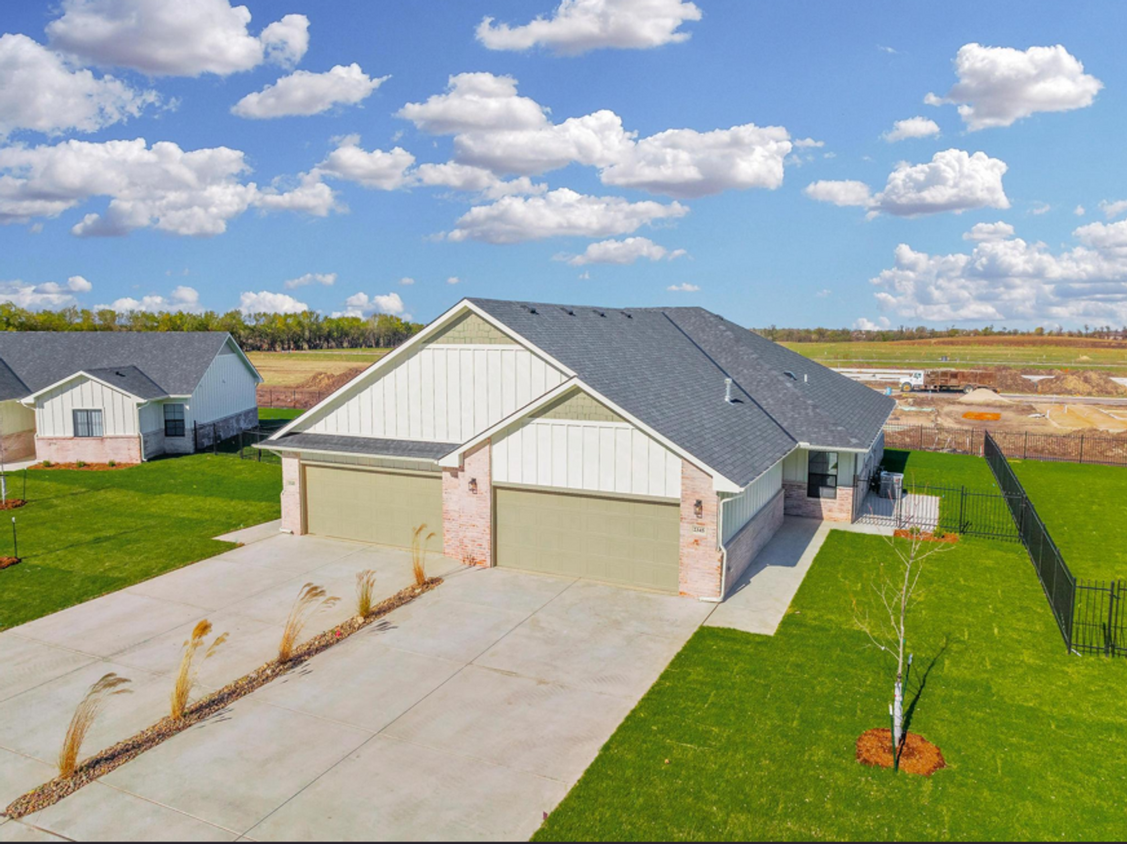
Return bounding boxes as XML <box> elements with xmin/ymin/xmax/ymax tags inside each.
<box><xmin>171</xmin><ymin>620</ymin><xmax>227</xmax><ymax>720</ymax></box>
<box><xmin>279</xmin><ymin>583</ymin><xmax>339</xmax><ymax>662</ymax></box>
<box><xmin>411</xmin><ymin>525</ymin><xmax>436</xmax><ymax>587</ymax></box>
<box><xmin>58</xmin><ymin>673</ymin><xmax>131</xmax><ymax>777</ymax></box>
<box><xmin>355</xmin><ymin>569</ymin><xmax>378</xmax><ymax>619</ymax></box>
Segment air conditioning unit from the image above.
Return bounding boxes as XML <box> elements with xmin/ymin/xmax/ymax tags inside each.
<box><xmin>879</xmin><ymin>471</ymin><xmax>904</xmax><ymax>500</ymax></box>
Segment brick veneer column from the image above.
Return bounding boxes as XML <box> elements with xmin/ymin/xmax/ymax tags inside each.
<box><xmin>442</xmin><ymin>440</ymin><xmax>492</xmax><ymax>567</ymax></box>
<box><xmin>782</xmin><ymin>481</ymin><xmax>854</xmax><ymax>522</ymax></box>
<box><xmin>280</xmin><ymin>455</ymin><xmax>304</xmax><ymax>534</ymax></box>
<box><xmin>679</xmin><ymin>460</ymin><xmax>722</xmax><ymax>599</ymax></box>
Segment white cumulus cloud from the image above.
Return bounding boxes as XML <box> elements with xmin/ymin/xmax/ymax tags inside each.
<box><xmin>239</xmin><ymin>290</ymin><xmax>308</xmax><ymax>315</ymax></box>
<box><xmin>340</xmin><ymin>291</ymin><xmax>406</xmax><ymax>318</ymax></box>
<box><xmin>562</xmin><ymin>236</ymin><xmax>686</xmax><ymax>265</ymax></box>
<box><xmin>232</xmin><ymin>64</ymin><xmax>389</xmax><ymax>119</ymax></box>
<box><xmin>1099</xmin><ymin>199</ymin><xmax>1127</xmax><ymax>220</ymax></box>
<box><xmin>667</xmin><ymin>282</ymin><xmax>699</xmax><ymax>292</ymax></box>
<box><xmin>925</xmin><ymin>43</ymin><xmax>1102</xmax><ymax>131</ymax></box>
<box><xmin>314</xmin><ymin>135</ymin><xmax>415</xmax><ymax>191</ymax></box>
<box><xmin>0</xmin><ymin>275</ymin><xmax>93</xmax><ymax>309</ymax></box>
<box><xmin>0</xmin><ymin>137</ymin><xmax>336</xmax><ymax>235</ymax></box>
<box><xmin>284</xmin><ymin>272</ymin><xmax>336</xmax><ymax>290</ymax></box>
<box><xmin>963</xmin><ymin>221</ymin><xmax>1015</xmax><ymax>242</ymax></box>
<box><xmin>398</xmin><ymin>72</ymin><xmax>795</xmax><ymax>199</ymax></box>
<box><xmin>882</xmin><ymin>116</ymin><xmax>940</xmax><ymax>142</ymax></box>
<box><xmin>805</xmin><ymin>149</ymin><xmax>1009</xmax><ymax>218</ymax></box>
<box><xmin>103</xmin><ymin>285</ymin><xmax>201</xmax><ymax>314</ymax></box>
<box><xmin>413</xmin><ymin>162</ymin><xmax>546</xmax><ymax>199</ymax></box>
<box><xmin>399</xmin><ymin>277</ymin><xmax>415</xmax><ymax>286</ymax></box>
<box><xmin>46</xmin><ymin>0</ymin><xmax>309</xmax><ymax>77</ymax></box>
<box><xmin>869</xmin><ymin>220</ymin><xmax>1127</xmax><ymax>324</ymax></box>
<box><xmin>446</xmin><ymin>188</ymin><xmax>688</xmax><ymax>244</ymax></box>
<box><xmin>853</xmin><ymin>316</ymin><xmax>890</xmax><ymax>330</ymax></box>
<box><xmin>0</xmin><ymin>34</ymin><xmax>160</xmax><ymax>139</ymax></box>
<box><xmin>476</xmin><ymin>0</ymin><xmax>702</xmax><ymax>55</ymax></box>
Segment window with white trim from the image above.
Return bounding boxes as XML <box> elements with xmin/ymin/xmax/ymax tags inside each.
<box><xmin>807</xmin><ymin>451</ymin><xmax>839</xmax><ymax>499</ymax></box>
<box><xmin>73</xmin><ymin>409</ymin><xmax>104</xmax><ymax>438</ymax></box>
<box><xmin>164</xmin><ymin>403</ymin><xmax>186</xmax><ymax>438</ymax></box>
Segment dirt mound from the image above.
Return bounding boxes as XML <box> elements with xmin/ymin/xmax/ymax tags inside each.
<box><xmin>856</xmin><ymin>728</ymin><xmax>946</xmax><ymax>777</ymax></box>
<box><xmin>958</xmin><ymin>388</ymin><xmax>1012</xmax><ymax>405</ymax></box>
<box><xmin>295</xmin><ymin>367</ymin><xmax>367</xmax><ymax>392</ymax></box>
<box><xmin>1033</xmin><ymin>369</ymin><xmax>1127</xmax><ymax>398</ymax></box>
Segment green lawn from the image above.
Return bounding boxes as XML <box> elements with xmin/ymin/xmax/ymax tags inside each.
<box><xmin>1011</xmin><ymin>460</ymin><xmax>1127</xmax><ymax>582</ymax></box>
<box><xmin>881</xmin><ymin>448</ymin><xmax>1000</xmax><ymax>490</ymax></box>
<box><xmin>536</xmin><ymin>532</ymin><xmax>1127</xmax><ymax>841</ymax></box>
<box><xmin>258</xmin><ymin>407</ymin><xmax>304</xmax><ymax>421</ymax></box>
<box><xmin>0</xmin><ymin>455</ymin><xmax>281</xmax><ymax>630</ymax></box>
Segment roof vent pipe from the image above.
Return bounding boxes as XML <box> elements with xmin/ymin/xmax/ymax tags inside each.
<box><xmin>804</xmin><ymin>374</ymin><xmax>808</xmax><ymax>383</ymax></box>
<box><xmin>724</xmin><ymin>378</ymin><xmax>733</xmax><ymax>403</ymax></box>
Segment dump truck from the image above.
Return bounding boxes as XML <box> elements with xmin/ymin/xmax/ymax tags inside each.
<box><xmin>899</xmin><ymin>369</ymin><xmax>997</xmax><ymax>393</ymax></box>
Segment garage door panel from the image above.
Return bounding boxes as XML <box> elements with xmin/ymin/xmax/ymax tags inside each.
<box><xmin>495</xmin><ymin>487</ymin><xmax>679</xmax><ymax>593</ymax></box>
<box><xmin>305</xmin><ymin>465</ymin><xmax>442</xmax><ymax>548</ymax></box>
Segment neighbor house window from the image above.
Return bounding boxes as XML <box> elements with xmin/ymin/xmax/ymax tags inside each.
<box><xmin>807</xmin><ymin>451</ymin><xmax>839</xmax><ymax>499</ymax></box>
<box><xmin>73</xmin><ymin>409</ymin><xmax>103</xmax><ymax>438</ymax></box>
<box><xmin>164</xmin><ymin>403</ymin><xmax>186</xmax><ymax>438</ymax></box>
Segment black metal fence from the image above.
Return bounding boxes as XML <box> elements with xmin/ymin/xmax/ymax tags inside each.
<box><xmin>257</xmin><ymin>385</ymin><xmax>331</xmax><ymax>410</ymax></box>
<box><xmin>853</xmin><ymin>473</ymin><xmax>1021</xmax><ymax>542</ymax></box>
<box><xmin>236</xmin><ymin>424</ymin><xmax>284</xmax><ymax>464</ymax></box>
<box><xmin>885</xmin><ymin>423</ymin><xmax>1127</xmax><ymax>467</ymax></box>
<box><xmin>984</xmin><ymin>431</ymin><xmax>1125</xmax><ymax>656</ymax></box>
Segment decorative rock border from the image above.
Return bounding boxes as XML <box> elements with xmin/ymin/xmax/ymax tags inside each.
<box><xmin>4</xmin><ymin>576</ymin><xmax>443</xmax><ymax>820</ymax></box>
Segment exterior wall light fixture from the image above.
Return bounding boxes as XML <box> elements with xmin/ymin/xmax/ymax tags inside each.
<box><xmin>469</xmin><ymin>478</ymin><xmax>478</xmax><ymax>494</ymax></box>
<box><xmin>694</xmin><ymin>499</ymin><xmax>703</xmax><ymax>519</ymax></box>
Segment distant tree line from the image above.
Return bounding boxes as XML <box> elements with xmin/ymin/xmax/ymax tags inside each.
<box><xmin>754</xmin><ymin>324</ymin><xmax>1127</xmax><ymax>342</ymax></box>
<box><xmin>0</xmin><ymin>303</ymin><xmax>424</xmax><ymax>351</ymax></box>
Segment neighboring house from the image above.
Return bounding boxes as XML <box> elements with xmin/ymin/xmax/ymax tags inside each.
<box><xmin>0</xmin><ymin>333</ymin><xmax>261</xmax><ymax>465</ymax></box>
<box><xmin>262</xmin><ymin>299</ymin><xmax>894</xmax><ymax>600</ymax></box>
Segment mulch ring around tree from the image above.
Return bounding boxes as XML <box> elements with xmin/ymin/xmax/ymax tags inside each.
<box><xmin>0</xmin><ymin>557</ymin><xmax>20</xmax><ymax>571</ymax></box>
<box><xmin>3</xmin><ymin>576</ymin><xmax>443</xmax><ymax>820</ymax></box>
<box><xmin>0</xmin><ymin>499</ymin><xmax>26</xmax><ymax>510</ymax></box>
<box><xmin>32</xmin><ymin>463</ymin><xmax>130</xmax><ymax>471</ymax></box>
<box><xmin>856</xmin><ymin>728</ymin><xmax>946</xmax><ymax>777</ymax></box>
<box><xmin>893</xmin><ymin>528</ymin><xmax>959</xmax><ymax>544</ymax></box>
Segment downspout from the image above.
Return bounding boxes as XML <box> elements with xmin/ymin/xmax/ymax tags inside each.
<box><xmin>700</xmin><ymin>493</ymin><xmax>731</xmax><ymax>603</ymax></box>
<box><xmin>136</xmin><ymin>402</ymin><xmax>147</xmax><ymax>462</ymax></box>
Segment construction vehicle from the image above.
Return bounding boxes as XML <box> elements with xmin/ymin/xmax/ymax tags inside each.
<box><xmin>899</xmin><ymin>369</ymin><xmax>997</xmax><ymax>393</ymax></box>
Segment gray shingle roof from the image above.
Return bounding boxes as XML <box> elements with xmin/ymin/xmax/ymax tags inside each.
<box><xmin>469</xmin><ymin>298</ymin><xmax>894</xmax><ymax>487</ymax></box>
<box><xmin>0</xmin><ymin>332</ymin><xmax>235</xmax><ymax>401</ymax></box>
<box><xmin>265</xmin><ymin>432</ymin><xmax>457</xmax><ymax>461</ymax></box>
<box><xmin>84</xmin><ymin>366</ymin><xmax>168</xmax><ymax>400</ymax></box>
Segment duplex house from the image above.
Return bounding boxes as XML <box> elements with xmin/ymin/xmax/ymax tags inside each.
<box><xmin>0</xmin><ymin>332</ymin><xmax>261</xmax><ymax>465</ymax></box>
<box><xmin>263</xmin><ymin>299</ymin><xmax>894</xmax><ymax>601</ymax></box>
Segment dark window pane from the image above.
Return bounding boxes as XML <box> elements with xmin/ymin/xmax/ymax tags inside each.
<box><xmin>164</xmin><ymin>403</ymin><xmax>186</xmax><ymax>438</ymax></box>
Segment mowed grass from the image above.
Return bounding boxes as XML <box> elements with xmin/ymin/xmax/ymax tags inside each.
<box><xmin>258</xmin><ymin>407</ymin><xmax>304</xmax><ymax>421</ymax></box>
<box><xmin>248</xmin><ymin>349</ymin><xmax>389</xmax><ymax>386</ymax></box>
<box><xmin>881</xmin><ymin>448</ymin><xmax>1000</xmax><ymax>490</ymax></box>
<box><xmin>535</xmin><ymin>532</ymin><xmax>1127</xmax><ymax>841</ymax></box>
<box><xmin>0</xmin><ymin>455</ymin><xmax>281</xmax><ymax>630</ymax></box>
<box><xmin>1011</xmin><ymin>460</ymin><xmax>1127</xmax><ymax>581</ymax></box>
<box><xmin>783</xmin><ymin>339</ymin><xmax>1127</xmax><ymax>373</ymax></box>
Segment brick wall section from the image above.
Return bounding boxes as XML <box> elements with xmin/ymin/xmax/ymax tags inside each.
<box><xmin>783</xmin><ymin>481</ymin><xmax>853</xmax><ymax>522</ymax></box>
<box><xmin>0</xmin><ymin>430</ymin><xmax>35</xmax><ymax>462</ymax></box>
<box><xmin>723</xmin><ymin>489</ymin><xmax>785</xmax><ymax>590</ymax></box>
<box><xmin>36</xmin><ymin>437</ymin><xmax>141</xmax><ymax>465</ymax></box>
<box><xmin>679</xmin><ymin>460</ymin><xmax>722</xmax><ymax>599</ymax></box>
<box><xmin>280</xmin><ymin>456</ymin><xmax>304</xmax><ymax>535</ymax></box>
<box><xmin>442</xmin><ymin>440</ymin><xmax>492</xmax><ymax>567</ymax></box>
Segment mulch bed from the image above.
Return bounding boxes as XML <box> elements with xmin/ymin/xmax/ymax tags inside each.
<box><xmin>0</xmin><ymin>557</ymin><xmax>20</xmax><ymax>570</ymax></box>
<box><xmin>31</xmin><ymin>463</ymin><xmax>131</xmax><ymax>471</ymax></box>
<box><xmin>856</xmin><ymin>728</ymin><xmax>946</xmax><ymax>777</ymax></box>
<box><xmin>893</xmin><ymin>529</ymin><xmax>959</xmax><ymax>544</ymax></box>
<box><xmin>0</xmin><ymin>499</ymin><xmax>26</xmax><ymax>510</ymax></box>
<box><xmin>3</xmin><ymin>576</ymin><xmax>444</xmax><ymax>820</ymax></box>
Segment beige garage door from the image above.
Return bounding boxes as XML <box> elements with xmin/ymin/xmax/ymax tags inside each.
<box><xmin>304</xmin><ymin>465</ymin><xmax>443</xmax><ymax>548</ymax></box>
<box><xmin>495</xmin><ymin>486</ymin><xmax>680</xmax><ymax>593</ymax></box>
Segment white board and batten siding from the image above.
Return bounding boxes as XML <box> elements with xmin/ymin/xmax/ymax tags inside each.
<box><xmin>191</xmin><ymin>342</ymin><xmax>259</xmax><ymax>424</ymax></box>
<box><xmin>720</xmin><ymin>461</ymin><xmax>784</xmax><ymax>543</ymax></box>
<box><xmin>35</xmin><ymin>377</ymin><xmax>139</xmax><ymax>437</ymax></box>
<box><xmin>492</xmin><ymin>418</ymin><xmax>682</xmax><ymax>499</ymax></box>
<box><xmin>301</xmin><ymin>344</ymin><xmax>567</xmax><ymax>444</ymax></box>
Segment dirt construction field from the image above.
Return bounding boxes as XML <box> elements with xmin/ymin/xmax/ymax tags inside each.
<box><xmin>890</xmin><ymin>390</ymin><xmax>1127</xmax><ymax>435</ymax></box>
<box><xmin>248</xmin><ymin>349</ymin><xmax>390</xmax><ymax>386</ymax></box>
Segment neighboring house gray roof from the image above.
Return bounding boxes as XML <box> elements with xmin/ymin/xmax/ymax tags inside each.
<box><xmin>0</xmin><ymin>332</ymin><xmax>238</xmax><ymax>402</ymax></box>
<box><xmin>469</xmin><ymin>298</ymin><xmax>895</xmax><ymax>488</ymax></box>
<box><xmin>265</xmin><ymin>432</ymin><xmax>458</xmax><ymax>461</ymax></box>
<box><xmin>84</xmin><ymin>366</ymin><xmax>168</xmax><ymax>401</ymax></box>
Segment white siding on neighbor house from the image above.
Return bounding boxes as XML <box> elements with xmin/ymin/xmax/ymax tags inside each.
<box><xmin>720</xmin><ymin>460</ymin><xmax>784</xmax><ymax>543</ymax></box>
<box><xmin>190</xmin><ymin>344</ymin><xmax>259</xmax><ymax>424</ymax></box>
<box><xmin>139</xmin><ymin>402</ymin><xmax>164</xmax><ymax>434</ymax></box>
<box><xmin>302</xmin><ymin>345</ymin><xmax>567</xmax><ymax>444</ymax></box>
<box><xmin>0</xmin><ymin>400</ymin><xmax>35</xmax><ymax>434</ymax></box>
<box><xmin>35</xmin><ymin>377</ymin><xmax>139</xmax><ymax>437</ymax></box>
<box><xmin>492</xmin><ymin>417</ymin><xmax>682</xmax><ymax>499</ymax></box>
<box><xmin>782</xmin><ymin>448</ymin><xmax>856</xmax><ymax>485</ymax></box>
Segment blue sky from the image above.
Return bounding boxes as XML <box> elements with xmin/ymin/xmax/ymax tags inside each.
<box><xmin>2</xmin><ymin>0</ymin><xmax>1126</xmax><ymax>329</ymax></box>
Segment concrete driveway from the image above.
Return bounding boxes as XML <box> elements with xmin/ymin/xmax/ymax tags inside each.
<box><xmin>1</xmin><ymin>533</ymin><xmax>712</xmax><ymax>841</ymax></box>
